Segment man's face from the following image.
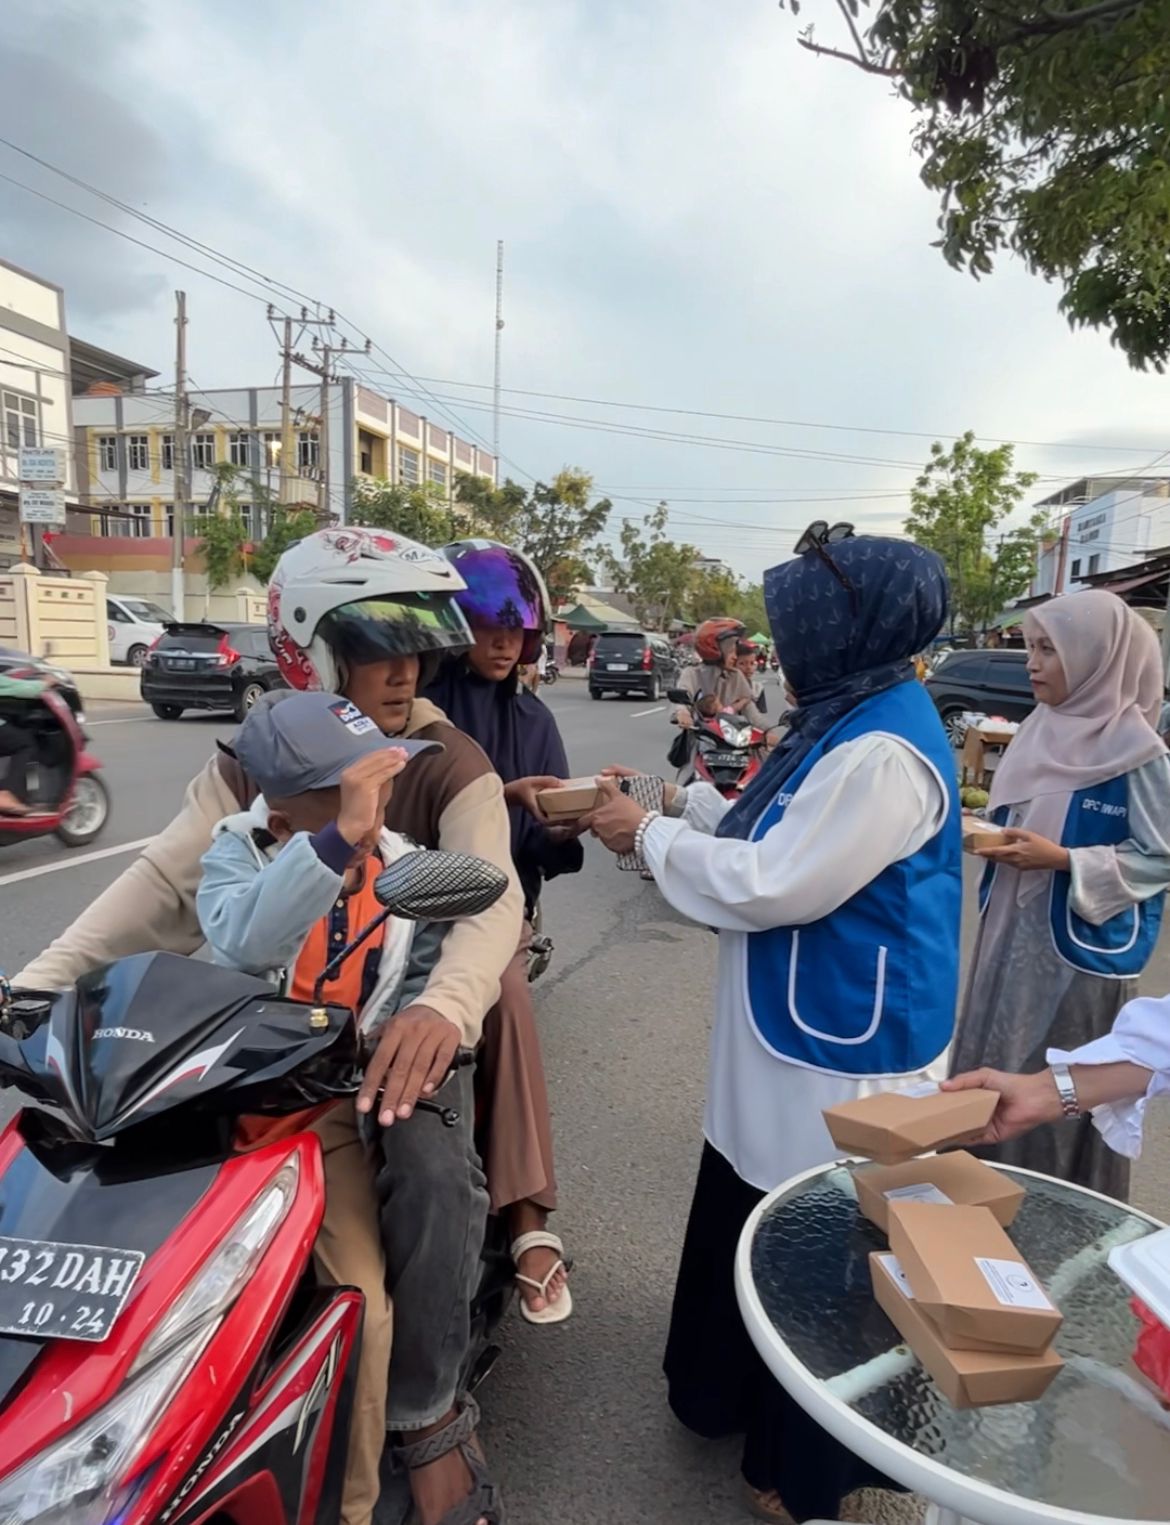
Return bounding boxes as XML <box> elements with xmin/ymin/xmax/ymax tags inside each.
<box><xmin>342</xmin><ymin>655</ymin><xmax>420</xmax><ymax>735</ymax></box>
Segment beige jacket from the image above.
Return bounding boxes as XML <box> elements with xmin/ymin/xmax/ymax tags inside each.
<box><xmin>16</xmin><ymin>698</ymin><xmax>522</xmax><ymax>1048</ymax></box>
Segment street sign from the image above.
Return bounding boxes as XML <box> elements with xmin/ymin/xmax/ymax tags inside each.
<box><xmin>19</xmin><ymin>488</ymin><xmax>66</xmax><ymax>525</ymax></box>
<box><xmin>19</xmin><ymin>447</ymin><xmax>66</xmax><ymax>483</ymax></box>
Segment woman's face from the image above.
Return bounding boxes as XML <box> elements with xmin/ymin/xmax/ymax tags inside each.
<box><xmin>1026</xmin><ymin>627</ymin><xmax>1069</xmax><ymax>707</ymax></box>
<box><xmin>468</xmin><ymin>624</ymin><xmax>524</xmax><ymax>682</ymax></box>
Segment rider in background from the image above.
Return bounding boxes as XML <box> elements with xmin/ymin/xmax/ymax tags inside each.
<box><xmin>673</xmin><ymin>618</ymin><xmax>767</xmax><ymax>731</ymax></box>
<box><xmin>425</xmin><ymin>538</ymin><xmax>581</xmax><ymax>1324</ymax></box>
<box><xmin>0</xmin><ymin>669</ymin><xmax>49</xmax><ymax>815</ymax></box>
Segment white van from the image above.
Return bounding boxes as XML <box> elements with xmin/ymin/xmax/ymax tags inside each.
<box><xmin>106</xmin><ymin>595</ymin><xmax>170</xmax><ymax>666</ymax></box>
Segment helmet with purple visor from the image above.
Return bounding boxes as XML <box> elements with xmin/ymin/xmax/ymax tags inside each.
<box><xmin>441</xmin><ymin>539</ymin><xmax>552</xmax><ymax>665</ymax></box>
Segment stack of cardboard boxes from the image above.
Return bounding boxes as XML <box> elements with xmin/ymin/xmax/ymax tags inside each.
<box><xmin>824</xmin><ymin>1086</ymin><xmax>1064</xmax><ymax>1408</ymax></box>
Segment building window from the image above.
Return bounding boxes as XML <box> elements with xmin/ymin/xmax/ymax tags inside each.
<box><xmin>164</xmin><ymin>503</ymin><xmax>175</xmax><ymax>537</ymax></box>
<box><xmin>98</xmin><ymin>435</ymin><xmax>118</xmax><ymax>472</ymax></box>
<box><xmin>3</xmin><ymin>390</ymin><xmax>39</xmax><ymax>452</ymax></box>
<box><xmin>1088</xmin><ymin>553</ymin><xmax>1100</xmax><ymax>576</ymax></box>
<box><xmin>297</xmin><ymin>430</ymin><xmax>320</xmax><ymax>472</ymax></box>
<box><xmin>229</xmin><ymin>431</ymin><xmax>250</xmax><ymax>468</ymax></box>
<box><xmin>428</xmin><ymin>459</ymin><xmax>448</xmax><ymax>488</ymax></box>
<box><xmin>161</xmin><ymin>434</ymin><xmax>174</xmax><ymax>471</ymax></box>
<box><xmin>108</xmin><ymin>504</ymin><xmax>153</xmax><ymax>539</ymax></box>
<box><xmin>399</xmin><ymin>446</ymin><xmax>419</xmax><ymax>486</ymax></box>
<box><xmin>191</xmin><ymin>432</ymin><xmax>216</xmax><ymax>470</ymax></box>
<box><xmin>127</xmin><ymin>434</ymin><xmax>150</xmax><ymax>472</ymax></box>
<box><xmin>263</xmin><ymin>432</ymin><xmax>282</xmax><ymax>468</ymax></box>
<box><xmin>1070</xmin><ymin>559</ymin><xmax>1082</xmax><ymax>580</ymax></box>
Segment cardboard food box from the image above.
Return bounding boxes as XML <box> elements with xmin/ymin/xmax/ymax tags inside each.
<box><xmin>889</xmin><ymin>1201</ymin><xmax>1063</xmax><ymax>1354</ymax></box>
<box><xmin>960</xmin><ymin>724</ymin><xmax>1017</xmax><ymax>790</ymax></box>
<box><xmin>536</xmin><ymin>776</ymin><xmax>602</xmax><ymax>820</ymax></box>
<box><xmin>822</xmin><ymin>1084</ymin><xmax>999</xmax><ymax>1165</ymax></box>
<box><xmin>870</xmin><ymin>1252</ymin><xmax>1063</xmax><ymax>1408</ymax></box>
<box><xmin>855</xmin><ymin>1151</ymin><xmax>1026</xmax><ymax>1235</ymax></box>
<box><xmin>961</xmin><ymin>816</ymin><xmax>1011</xmax><ymax>855</ymax></box>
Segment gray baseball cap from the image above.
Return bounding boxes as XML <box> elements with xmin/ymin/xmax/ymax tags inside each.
<box><xmin>234</xmin><ymin>690</ymin><xmax>441</xmax><ymax>798</ymax></box>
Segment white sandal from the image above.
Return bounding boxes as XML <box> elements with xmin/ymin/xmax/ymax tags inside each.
<box><xmin>510</xmin><ymin>1229</ymin><xmax>573</xmax><ymax>1325</ymax></box>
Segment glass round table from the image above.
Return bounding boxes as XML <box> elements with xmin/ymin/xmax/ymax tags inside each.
<box><xmin>735</xmin><ymin>1161</ymin><xmax>1170</xmax><ymax>1525</ymax></box>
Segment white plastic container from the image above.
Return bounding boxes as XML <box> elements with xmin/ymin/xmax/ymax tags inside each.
<box><xmin>1109</xmin><ymin>1228</ymin><xmax>1170</xmax><ymax>1327</ymax></box>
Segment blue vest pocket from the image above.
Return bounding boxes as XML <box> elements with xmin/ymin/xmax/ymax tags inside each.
<box><xmin>784</xmin><ymin>928</ymin><xmax>888</xmax><ymax>1046</ymax></box>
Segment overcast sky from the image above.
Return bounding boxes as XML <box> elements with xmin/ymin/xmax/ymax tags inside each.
<box><xmin>3</xmin><ymin>0</ymin><xmax>1167</xmax><ymax>580</ymax></box>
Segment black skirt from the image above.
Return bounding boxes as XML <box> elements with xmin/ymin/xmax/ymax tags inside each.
<box><xmin>663</xmin><ymin>1141</ymin><xmax>897</xmax><ymax>1520</ymax></box>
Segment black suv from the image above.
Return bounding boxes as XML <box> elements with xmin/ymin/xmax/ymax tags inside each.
<box><xmin>925</xmin><ymin>648</ymin><xmax>1035</xmax><ymax>744</ymax></box>
<box><xmin>588</xmin><ymin>630</ymin><xmax>676</xmax><ymax>700</ymax></box>
<box><xmin>141</xmin><ymin>622</ymin><xmax>286</xmax><ymax>721</ymax></box>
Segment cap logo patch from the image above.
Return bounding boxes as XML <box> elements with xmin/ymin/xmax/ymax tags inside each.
<box><xmin>329</xmin><ymin>699</ymin><xmax>378</xmax><ymax>736</ymax></box>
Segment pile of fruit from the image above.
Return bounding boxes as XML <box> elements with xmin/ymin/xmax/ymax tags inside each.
<box><xmin>960</xmin><ymin>785</ymin><xmax>990</xmax><ymax>809</ymax></box>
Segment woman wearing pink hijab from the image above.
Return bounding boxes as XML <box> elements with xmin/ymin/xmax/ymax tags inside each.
<box><xmin>951</xmin><ymin>590</ymin><xmax>1170</xmax><ymax>1199</ymax></box>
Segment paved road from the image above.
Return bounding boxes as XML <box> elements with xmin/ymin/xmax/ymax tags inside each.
<box><xmin>1</xmin><ymin>677</ymin><xmax>1167</xmax><ymax>1524</ymax></box>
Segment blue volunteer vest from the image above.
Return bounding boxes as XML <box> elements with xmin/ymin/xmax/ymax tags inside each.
<box><xmin>745</xmin><ymin>682</ymin><xmax>961</xmax><ymax>1077</ymax></box>
<box><xmin>979</xmin><ymin>774</ymin><xmax>1162</xmax><ymax>978</ymax></box>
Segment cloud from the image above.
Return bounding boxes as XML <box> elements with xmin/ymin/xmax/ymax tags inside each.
<box><xmin>3</xmin><ymin>0</ymin><xmax>1169</xmax><ymax>578</ymax></box>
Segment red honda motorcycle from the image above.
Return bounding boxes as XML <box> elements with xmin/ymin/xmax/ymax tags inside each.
<box><xmin>0</xmin><ymin>849</ymin><xmax>506</xmax><ymax>1525</ymax></box>
<box><xmin>667</xmin><ymin>688</ymin><xmax>767</xmax><ymax>799</ymax></box>
<box><xmin>0</xmin><ymin>680</ymin><xmax>109</xmax><ymax>849</ymax></box>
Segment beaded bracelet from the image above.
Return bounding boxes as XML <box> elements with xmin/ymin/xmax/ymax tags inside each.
<box><xmin>633</xmin><ymin>809</ymin><xmax>661</xmax><ymax>867</ymax></box>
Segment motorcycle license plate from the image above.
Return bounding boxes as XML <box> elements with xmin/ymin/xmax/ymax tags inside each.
<box><xmin>607</xmin><ymin>662</ymin><xmax>629</xmax><ymax>671</ymax></box>
<box><xmin>706</xmin><ymin>750</ymin><xmax>745</xmax><ymax>767</ymax></box>
<box><xmin>166</xmin><ymin>657</ymin><xmax>196</xmax><ymax>670</ymax></box>
<box><xmin>0</xmin><ymin>1235</ymin><xmax>145</xmax><ymax>1343</ymax></box>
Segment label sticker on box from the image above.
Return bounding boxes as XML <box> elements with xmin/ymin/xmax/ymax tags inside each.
<box><xmin>897</xmin><ymin>1081</ymin><xmax>941</xmax><ymax>1099</ymax></box>
<box><xmin>883</xmin><ymin>1183</ymin><xmax>954</xmax><ymax>1207</ymax></box>
<box><xmin>975</xmin><ymin>1257</ymin><xmax>1054</xmax><ymax>1310</ymax></box>
<box><xmin>877</xmin><ymin>1253</ymin><xmax>915</xmax><ymax>1300</ymax></box>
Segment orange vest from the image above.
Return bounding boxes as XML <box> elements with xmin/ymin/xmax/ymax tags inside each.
<box><xmin>288</xmin><ymin>855</ymin><xmax>387</xmax><ymax>1014</ymax></box>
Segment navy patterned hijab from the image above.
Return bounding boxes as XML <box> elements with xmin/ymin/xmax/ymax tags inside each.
<box><xmin>716</xmin><ymin>537</ymin><xmax>949</xmax><ymax>840</ymax></box>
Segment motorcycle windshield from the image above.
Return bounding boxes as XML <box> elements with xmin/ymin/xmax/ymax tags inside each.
<box><xmin>0</xmin><ymin>952</ymin><xmax>358</xmax><ymax>1141</ymax></box>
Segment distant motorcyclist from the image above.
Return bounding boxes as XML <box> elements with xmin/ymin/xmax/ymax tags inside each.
<box><xmin>673</xmin><ymin>619</ymin><xmax>767</xmax><ymax>730</ymax></box>
<box><xmin>0</xmin><ymin>670</ymin><xmax>50</xmax><ymax>815</ymax></box>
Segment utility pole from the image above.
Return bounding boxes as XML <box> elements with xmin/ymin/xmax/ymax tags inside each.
<box><xmin>278</xmin><ymin>314</ymin><xmax>294</xmax><ymax>505</ymax></box>
<box><xmin>172</xmin><ymin>290</ymin><xmax>188</xmax><ymax>619</ymax></box>
<box><xmin>493</xmin><ymin>240</ymin><xmax>504</xmax><ymax>464</ymax></box>
<box><xmin>318</xmin><ymin>342</ymin><xmax>332</xmax><ymax>517</ymax></box>
<box><xmin>271</xmin><ymin>306</ymin><xmax>340</xmax><ymax>517</ymax></box>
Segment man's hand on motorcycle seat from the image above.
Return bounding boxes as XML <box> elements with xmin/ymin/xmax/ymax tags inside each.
<box><xmin>357</xmin><ymin>1004</ymin><xmax>462</xmax><ymax>1125</ymax></box>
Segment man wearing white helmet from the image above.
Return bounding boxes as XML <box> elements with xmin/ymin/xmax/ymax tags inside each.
<box><xmin>16</xmin><ymin>528</ymin><xmax>521</xmax><ymax>1525</ymax></box>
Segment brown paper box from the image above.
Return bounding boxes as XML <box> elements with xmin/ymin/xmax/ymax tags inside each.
<box><xmin>537</xmin><ymin>777</ymin><xmax>602</xmax><ymax>820</ymax></box>
<box><xmin>822</xmin><ymin>1086</ymin><xmax>999</xmax><ymax>1165</ymax></box>
<box><xmin>855</xmin><ymin>1152</ymin><xmax>1025</xmax><ymax>1235</ymax></box>
<box><xmin>962</xmin><ymin>817</ymin><xmax>1011</xmax><ymax>855</ymax></box>
<box><xmin>870</xmin><ymin>1253</ymin><xmax>1063</xmax><ymax>1408</ymax></box>
<box><xmin>889</xmin><ymin>1201</ymin><xmax>1063</xmax><ymax>1354</ymax></box>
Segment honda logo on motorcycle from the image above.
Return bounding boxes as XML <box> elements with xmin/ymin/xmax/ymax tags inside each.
<box><xmin>92</xmin><ymin>1027</ymin><xmax>155</xmax><ymax>1043</ymax></box>
<box><xmin>159</xmin><ymin>1409</ymin><xmax>245</xmax><ymax>1522</ymax></box>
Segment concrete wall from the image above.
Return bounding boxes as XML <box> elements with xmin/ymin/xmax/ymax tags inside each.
<box><xmin>0</xmin><ymin>564</ymin><xmax>110</xmax><ymax>667</ymax></box>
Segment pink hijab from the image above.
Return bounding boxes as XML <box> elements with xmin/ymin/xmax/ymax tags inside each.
<box><xmin>990</xmin><ymin>592</ymin><xmax>1165</xmax><ymax>868</ymax></box>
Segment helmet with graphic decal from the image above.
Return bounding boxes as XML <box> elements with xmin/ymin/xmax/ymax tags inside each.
<box><xmin>440</xmin><ymin>539</ymin><xmax>552</xmax><ymax>666</ymax></box>
<box><xmin>266</xmin><ymin>528</ymin><xmax>472</xmax><ymax>692</ymax></box>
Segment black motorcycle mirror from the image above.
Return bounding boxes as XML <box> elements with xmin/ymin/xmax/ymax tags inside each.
<box><xmin>667</xmin><ymin>688</ymin><xmax>691</xmax><ymax>707</ymax></box>
<box><xmin>311</xmin><ymin>849</ymin><xmax>509</xmax><ymax>1006</ymax></box>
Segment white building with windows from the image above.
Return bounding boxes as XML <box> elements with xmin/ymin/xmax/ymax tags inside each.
<box><xmin>1031</xmin><ymin>476</ymin><xmax>1170</xmax><ymax>598</ymax></box>
<box><xmin>0</xmin><ymin>258</ymin><xmax>78</xmax><ymax>567</ymax></box>
<box><xmin>73</xmin><ymin>378</ymin><xmax>497</xmax><ymax>540</ymax></box>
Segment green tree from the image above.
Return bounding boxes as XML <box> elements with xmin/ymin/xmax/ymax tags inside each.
<box><xmin>689</xmin><ymin>565</ymin><xmax>744</xmax><ymax>623</ymax></box>
<box><xmin>904</xmin><ymin>431</ymin><xmax>1042</xmax><ymax>634</ymax></box>
<box><xmin>456</xmin><ymin>468</ymin><xmax>611</xmax><ymax>606</ymax></box>
<box><xmin>194</xmin><ymin>463</ymin><xmax>248</xmax><ymax>590</ymax></box>
<box><xmin>604</xmin><ymin>503</ymin><xmax>700</xmax><ymax>628</ymax></box>
<box><xmin>781</xmin><ymin>0</ymin><xmax>1170</xmax><ymax>369</ymax></box>
<box><xmin>453</xmin><ymin>474</ymin><xmax>530</xmax><ymax>540</ymax></box>
<box><xmin>250</xmin><ymin>503</ymin><xmax>319</xmax><ymax>585</ymax></box>
<box><xmin>350</xmin><ymin>479</ymin><xmax>458</xmax><ymax>546</ymax></box>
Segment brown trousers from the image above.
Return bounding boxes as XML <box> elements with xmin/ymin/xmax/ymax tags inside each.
<box><xmin>477</xmin><ymin>922</ymin><xmax>558</xmax><ymax>1215</ymax></box>
<box><xmin>311</xmin><ymin>1102</ymin><xmax>392</xmax><ymax>1525</ymax></box>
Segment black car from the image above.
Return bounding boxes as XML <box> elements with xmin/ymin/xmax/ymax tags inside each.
<box><xmin>140</xmin><ymin>622</ymin><xmax>286</xmax><ymax>721</ymax></box>
<box><xmin>588</xmin><ymin>630</ymin><xmax>677</xmax><ymax>700</ymax></box>
<box><xmin>925</xmin><ymin>648</ymin><xmax>1035</xmax><ymax>744</ymax></box>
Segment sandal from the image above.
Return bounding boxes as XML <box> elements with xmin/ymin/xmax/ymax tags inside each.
<box><xmin>510</xmin><ymin>1229</ymin><xmax>573</xmax><ymax>1326</ymax></box>
<box><xmin>392</xmin><ymin>1393</ymin><xmax>504</xmax><ymax>1525</ymax></box>
<box><xmin>744</xmin><ymin>1484</ymin><xmax>796</xmax><ymax>1523</ymax></box>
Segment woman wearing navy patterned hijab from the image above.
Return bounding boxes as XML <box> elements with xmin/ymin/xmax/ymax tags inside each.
<box><xmin>589</xmin><ymin>529</ymin><xmax>958</xmax><ymax>1521</ymax></box>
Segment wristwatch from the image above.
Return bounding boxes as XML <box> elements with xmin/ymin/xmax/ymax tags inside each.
<box><xmin>1049</xmin><ymin>1062</ymin><xmax>1082</xmax><ymax>1118</ymax></box>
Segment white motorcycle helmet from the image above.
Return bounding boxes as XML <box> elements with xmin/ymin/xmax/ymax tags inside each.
<box><xmin>266</xmin><ymin>527</ymin><xmax>472</xmax><ymax>691</ymax></box>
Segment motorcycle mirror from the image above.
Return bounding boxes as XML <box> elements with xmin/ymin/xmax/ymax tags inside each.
<box><xmin>373</xmin><ymin>850</ymin><xmax>509</xmax><ymax>922</ymax></box>
<box><xmin>667</xmin><ymin>688</ymin><xmax>690</xmax><ymax>706</ymax></box>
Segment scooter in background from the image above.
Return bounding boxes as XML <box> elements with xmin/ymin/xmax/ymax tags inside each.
<box><xmin>0</xmin><ymin>679</ymin><xmax>109</xmax><ymax>849</ymax></box>
<box><xmin>667</xmin><ymin>688</ymin><xmax>767</xmax><ymax>800</ymax></box>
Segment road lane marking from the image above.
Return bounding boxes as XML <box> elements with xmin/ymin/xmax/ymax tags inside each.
<box><xmin>0</xmin><ymin>836</ymin><xmax>155</xmax><ymax>887</ymax></box>
<box><xmin>85</xmin><ymin>716</ymin><xmax>154</xmax><ymax>726</ymax></box>
<box><xmin>629</xmin><ymin>705</ymin><xmax>666</xmax><ymax>718</ymax></box>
